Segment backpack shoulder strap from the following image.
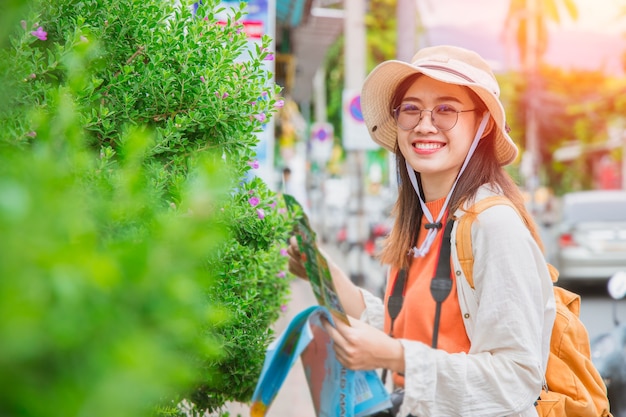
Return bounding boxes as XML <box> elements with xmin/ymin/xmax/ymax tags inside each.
<box><xmin>457</xmin><ymin>195</ymin><xmax>559</xmax><ymax>288</ymax></box>
<box><xmin>456</xmin><ymin>196</ymin><xmax>517</xmax><ymax>289</ymax></box>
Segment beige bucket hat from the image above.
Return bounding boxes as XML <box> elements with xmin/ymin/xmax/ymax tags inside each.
<box><xmin>361</xmin><ymin>45</ymin><xmax>518</xmax><ymax>166</ymax></box>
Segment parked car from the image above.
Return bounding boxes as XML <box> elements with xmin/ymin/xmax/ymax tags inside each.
<box><xmin>554</xmin><ymin>190</ymin><xmax>626</xmax><ymax>286</ymax></box>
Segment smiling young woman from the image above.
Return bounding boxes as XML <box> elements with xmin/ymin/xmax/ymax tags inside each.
<box><xmin>288</xmin><ymin>45</ymin><xmax>558</xmax><ymax>417</ymax></box>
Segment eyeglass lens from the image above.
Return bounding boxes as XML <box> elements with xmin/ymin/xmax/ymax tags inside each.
<box><xmin>394</xmin><ymin>103</ymin><xmax>461</xmax><ymax>131</ymax></box>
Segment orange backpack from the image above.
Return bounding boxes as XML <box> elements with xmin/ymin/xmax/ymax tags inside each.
<box><xmin>455</xmin><ymin>196</ymin><xmax>611</xmax><ymax>417</ymax></box>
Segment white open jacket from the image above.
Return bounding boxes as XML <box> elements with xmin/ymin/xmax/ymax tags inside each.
<box><xmin>360</xmin><ymin>187</ymin><xmax>556</xmax><ymax>417</ymax></box>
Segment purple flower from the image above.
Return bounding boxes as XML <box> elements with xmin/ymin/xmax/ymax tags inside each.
<box><xmin>274</xmin><ymin>99</ymin><xmax>285</xmax><ymax>108</ymax></box>
<box><xmin>278</xmin><ymin>208</ymin><xmax>287</xmax><ymax>214</ymax></box>
<box><xmin>248</xmin><ymin>159</ymin><xmax>260</xmax><ymax>169</ymax></box>
<box><xmin>263</xmin><ymin>50</ymin><xmax>275</xmax><ymax>61</ymax></box>
<box><xmin>276</xmin><ymin>271</ymin><xmax>286</xmax><ymax>278</ymax></box>
<box><xmin>200</xmin><ymin>76</ymin><xmax>206</xmax><ymax>83</ymax></box>
<box><xmin>269</xmin><ymin>201</ymin><xmax>276</xmax><ymax>209</ymax></box>
<box><xmin>280</xmin><ymin>304</ymin><xmax>288</xmax><ymax>312</ymax></box>
<box><xmin>256</xmin><ymin>208</ymin><xmax>265</xmax><ymax>219</ymax></box>
<box><xmin>26</xmin><ymin>131</ymin><xmax>37</xmax><ymax>137</ymax></box>
<box><xmin>214</xmin><ymin>91</ymin><xmax>228</xmax><ymax>99</ymax></box>
<box><xmin>280</xmin><ymin>248</ymin><xmax>288</xmax><ymax>257</ymax></box>
<box><xmin>30</xmin><ymin>27</ymin><xmax>47</xmax><ymax>41</ymax></box>
<box><xmin>248</xmin><ymin>196</ymin><xmax>260</xmax><ymax>207</ymax></box>
<box><xmin>254</xmin><ymin>113</ymin><xmax>266</xmax><ymax>123</ymax></box>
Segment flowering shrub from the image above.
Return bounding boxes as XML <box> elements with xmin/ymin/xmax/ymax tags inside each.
<box><xmin>0</xmin><ymin>0</ymin><xmax>294</xmax><ymax>415</ymax></box>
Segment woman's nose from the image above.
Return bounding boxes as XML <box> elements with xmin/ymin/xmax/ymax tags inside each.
<box><xmin>413</xmin><ymin>110</ymin><xmax>437</xmax><ymax>132</ymax></box>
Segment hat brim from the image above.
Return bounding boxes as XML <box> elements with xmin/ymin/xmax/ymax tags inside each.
<box><xmin>361</xmin><ymin>60</ymin><xmax>518</xmax><ymax>166</ymax></box>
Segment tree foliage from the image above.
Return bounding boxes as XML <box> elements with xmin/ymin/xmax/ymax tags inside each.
<box><xmin>503</xmin><ymin>0</ymin><xmax>578</xmax><ymax>67</ymax></box>
<box><xmin>502</xmin><ymin>64</ymin><xmax>626</xmax><ymax>194</ymax></box>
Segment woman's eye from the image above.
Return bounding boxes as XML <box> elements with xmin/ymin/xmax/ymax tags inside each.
<box><xmin>435</xmin><ymin>104</ymin><xmax>457</xmax><ymax>114</ymax></box>
<box><xmin>400</xmin><ymin>104</ymin><xmax>420</xmax><ymax>113</ymax></box>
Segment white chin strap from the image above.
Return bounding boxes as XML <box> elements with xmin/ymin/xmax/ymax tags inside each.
<box><xmin>406</xmin><ymin>112</ymin><xmax>490</xmax><ymax>257</ymax></box>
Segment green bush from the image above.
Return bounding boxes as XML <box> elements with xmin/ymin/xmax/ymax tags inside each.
<box><xmin>0</xmin><ymin>0</ymin><xmax>294</xmax><ymax>415</ymax></box>
<box><xmin>0</xmin><ymin>128</ymin><xmax>229</xmax><ymax>417</ymax></box>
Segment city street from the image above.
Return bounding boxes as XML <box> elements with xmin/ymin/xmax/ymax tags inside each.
<box><xmin>576</xmin><ymin>283</ymin><xmax>626</xmax><ymax>342</ymax></box>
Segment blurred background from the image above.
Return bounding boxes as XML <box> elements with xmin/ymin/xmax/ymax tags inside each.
<box><xmin>264</xmin><ymin>0</ymin><xmax>626</xmax><ymax>296</ymax></box>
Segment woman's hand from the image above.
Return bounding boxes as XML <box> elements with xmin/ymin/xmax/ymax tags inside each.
<box><xmin>287</xmin><ymin>237</ymin><xmax>368</xmax><ymax>319</ymax></box>
<box><xmin>323</xmin><ymin>315</ymin><xmax>405</xmax><ymax>373</ymax></box>
<box><xmin>287</xmin><ymin>236</ymin><xmax>308</xmax><ymax>279</ymax></box>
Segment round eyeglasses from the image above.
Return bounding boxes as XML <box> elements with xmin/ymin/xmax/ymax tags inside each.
<box><xmin>393</xmin><ymin>103</ymin><xmax>477</xmax><ymax>131</ymax></box>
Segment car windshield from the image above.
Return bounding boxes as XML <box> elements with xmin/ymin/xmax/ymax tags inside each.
<box><xmin>564</xmin><ymin>200</ymin><xmax>626</xmax><ymax>223</ymax></box>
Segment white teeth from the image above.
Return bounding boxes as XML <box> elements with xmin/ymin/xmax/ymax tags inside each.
<box><xmin>413</xmin><ymin>142</ymin><xmax>443</xmax><ymax>149</ymax></box>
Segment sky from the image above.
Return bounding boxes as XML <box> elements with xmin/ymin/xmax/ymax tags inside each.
<box><xmin>416</xmin><ymin>0</ymin><xmax>626</xmax><ymax>74</ymax></box>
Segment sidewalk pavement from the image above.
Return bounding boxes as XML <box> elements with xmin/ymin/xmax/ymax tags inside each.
<box><xmin>223</xmin><ymin>244</ymin><xmax>385</xmax><ymax>417</ymax></box>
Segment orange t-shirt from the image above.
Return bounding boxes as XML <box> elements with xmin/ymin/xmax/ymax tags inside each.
<box><xmin>384</xmin><ymin>197</ymin><xmax>471</xmax><ymax>387</ymax></box>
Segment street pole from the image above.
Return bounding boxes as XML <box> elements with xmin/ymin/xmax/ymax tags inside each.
<box><xmin>390</xmin><ymin>0</ymin><xmax>417</xmax><ymax>190</ymax></box>
<box><xmin>344</xmin><ymin>0</ymin><xmax>365</xmax><ymax>92</ymax></box>
<box><xmin>312</xmin><ymin>67</ymin><xmax>331</xmax><ymax>239</ymax></box>
<box><xmin>313</xmin><ymin>68</ymin><xmax>327</xmax><ymax>124</ymax></box>
<box><xmin>622</xmin><ymin>130</ymin><xmax>626</xmax><ymax>190</ymax></box>
<box><xmin>344</xmin><ymin>0</ymin><xmax>367</xmax><ymax>286</ymax></box>
<box><xmin>396</xmin><ymin>0</ymin><xmax>416</xmax><ymax>62</ymax></box>
<box><xmin>526</xmin><ymin>0</ymin><xmax>540</xmax><ymax>215</ymax></box>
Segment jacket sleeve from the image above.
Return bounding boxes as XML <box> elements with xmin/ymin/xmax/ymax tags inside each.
<box><xmin>358</xmin><ymin>287</ymin><xmax>385</xmax><ymax>331</ymax></box>
<box><xmin>399</xmin><ymin>204</ymin><xmax>556</xmax><ymax>417</ymax></box>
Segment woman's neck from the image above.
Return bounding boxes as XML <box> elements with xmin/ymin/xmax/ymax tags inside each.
<box><xmin>420</xmin><ymin>171</ymin><xmax>457</xmax><ymax>202</ymax></box>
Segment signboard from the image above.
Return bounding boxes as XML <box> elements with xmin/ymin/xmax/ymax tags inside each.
<box><xmin>310</xmin><ymin>121</ymin><xmax>334</xmax><ymax>164</ymax></box>
<box><xmin>342</xmin><ymin>89</ymin><xmax>378</xmax><ymax>150</ymax></box>
<box><xmin>218</xmin><ymin>0</ymin><xmax>271</xmax><ymax>41</ymax></box>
